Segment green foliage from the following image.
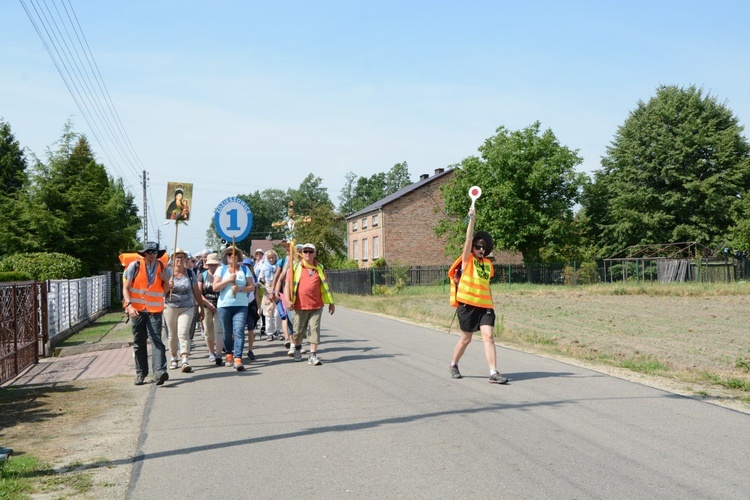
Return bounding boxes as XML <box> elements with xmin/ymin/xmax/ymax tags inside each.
<box><xmin>327</xmin><ymin>255</ymin><xmax>359</xmax><ymax>270</ymax></box>
<box><xmin>562</xmin><ymin>261</ymin><xmax>600</xmax><ymax>285</ymax></box>
<box><xmin>0</xmin><ymin>252</ymin><xmax>83</xmax><ymax>280</ymax></box>
<box><xmin>0</xmin><ymin>271</ymin><xmax>33</xmax><ymax>282</ymax></box>
<box><xmin>437</xmin><ymin>122</ymin><xmax>586</xmax><ymax>263</ymax></box>
<box><xmin>0</xmin><ymin>120</ymin><xmax>28</xmax><ymax>195</ymax></box>
<box><xmin>339</xmin><ymin>162</ymin><xmax>412</xmax><ymax>214</ymax></box>
<box><xmin>372</xmin><ymin>257</ymin><xmax>388</xmax><ymax>268</ymax></box>
<box><xmin>584</xmin><ymin>85</ymin><xmax>750</xmax><ymax>256</ymax></box>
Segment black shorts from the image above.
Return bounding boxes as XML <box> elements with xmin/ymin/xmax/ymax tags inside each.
<box><xmin>457</xmin><ymin>303</ymin><xmax>495</xmax><ymax>333</ymax></box>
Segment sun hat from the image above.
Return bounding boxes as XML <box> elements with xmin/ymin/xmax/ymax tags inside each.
<box><xmin>205</xmin><ymin>253</ymin><xmax>221</xmax><ymax>265</ymax></box>
<box><xmin>137</xmin><ymin>241</ymin><xmax>166</xmax><ymax>258</ymax></box>
<box><xmin>221</xmin><ymin>246</ymin><xmax>244</xmax><ymax>263</ymax></box>
<box><xmin>301</xmin><ymin>243</ymin><xmax>316</xmax><ymax>252</ymax></box>
<box><xmin>254</xmin><ymin>248</ymin><xmax>264</xmax><ymax>256</ymax></box>
<box><xmin>173</xmin><ymin>247</ymin><xmax>188</xmax><ymax>257</ymax></box>
<box><xmin>242</xmin><ymin>258</ymin><xmax>255</xmax><ymax>267</ymax></box>
<box><xmin>472</xmin><ymin>231</ymin><xmax>494</xmax><ymax>255</ymax></box>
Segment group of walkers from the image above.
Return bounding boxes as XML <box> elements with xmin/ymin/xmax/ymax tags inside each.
<box><xmin>123</xmin><ymin>205</ymin><xmax>509</xmax><ymax>387</ymax></box>
<box><xmin>123</xmin><ymin>240</ymin><xmax>335</xmax><ymax>386</ymax></box>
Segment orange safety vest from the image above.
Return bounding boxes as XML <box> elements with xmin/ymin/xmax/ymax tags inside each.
<box><xmin>448</xmin><ymin>255</ymin><xmax>494</xmax><ymax>308</ymax></box>
<box><xmin>127</xmin><ymin>257</ymin><xmax>166</xmax><ymax>313</ymax></box>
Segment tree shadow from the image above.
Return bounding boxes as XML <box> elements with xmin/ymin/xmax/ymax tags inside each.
<box><xmin>0</xmin><ymin>384</ymin><xmax>86</xmax><ymax>430</ymax></box>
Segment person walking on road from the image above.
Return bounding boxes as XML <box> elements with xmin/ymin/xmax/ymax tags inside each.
<box><xmin>285</xmin><ymin>243</ymin><xmax>334</xmax><ymax>365</ymax></box>
<box><xmin>213</xmin><ymin>247</ymin><xmax>254</xmax><ymax>371</ymax></box>
<box><xmin>122</xmin><ymin>241</ymin><xmax>171</xmax><ymax>386</ymax></box>
<box><xmin>198</xmin><ymin>253</ymin><xmax>224</xmax><ymax>366</ymax></box>
<box><xmin>165</xmin><ymin>248</ymin><xmax>204</xmax><ymax>373</ymax></box>
<box><xmin>447</xmin><ymin>207</ymin><xmax>508</xmax><ymax>384</ymax></box>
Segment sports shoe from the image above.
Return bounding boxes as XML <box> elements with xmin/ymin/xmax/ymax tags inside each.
<box><xmin>234</xmin><ymin>359</ymin><xmax>245</xmax><ymax>371</ymax></box>
<box><xmin>181</xmin><ymin>360</ymin><xmax>192</xmax><ymax>373</ymax></box>
<box><xmin>134</xmin><ymin>374</ymin><xmax>146</xmax><ymax>386</ymax></box>
<box><xmin>260</xmin><ymin>326</ymin><xmax>266</xmax><ymax>335</ymax></box>
<box><xmin>293</xmin><ymin>348</ymin><xmax>302</xmax><ymax>362</ymax></box>
<box><xmin>169</xmin><ymin>359</ymin><xmax>179</xmax><ymax>370</ymax></box>
<box><xmin>246</xmin><ymin>350</ymin><xmax>256</xmax><ymax>361</ymax></box>
<box><xmin>489</xmin><ymin>372</ymin><xmax>509</xmax><ymax>384</ymax></box>
<box><xmin>267</xmin><ymin>334</ymin><xmax>274</xmax><ymax>342</ymax></box>
<box><xmin>308</xmin><ymin>354</ymin><xmax>322</xmax><ymax>366</ymax></box>
<box><xmin>215</xmin><ymin>353</ymin><xmax>223</xmax><ymax>366</ymax></box>
<box><xmin>208</xmin><ymin>353</ymin><xmax>216</xmax><ymax>363</ymax></box>
<box><xmin>155</xmin><ymin>371</ymin><xmax>169</xmax><ymax>386</ymax></box>
<box><xmin>225</xmin><ymin>354</ymin><xmax>234</xmax><ymax>367</ymax></box>
<box><xmin>284</xmin><ymin>340</ymin><xmax>291</xmax><ymax>349</ymax></box>
<box><xmin>287</xmin><ymin>346</ymin><xmax>295</xmax><ymax>357</ymax></box>
<box><xmin>450</xmin><ymin>364</ymin><xmax>462</xmax><ymax>379</ymax></box>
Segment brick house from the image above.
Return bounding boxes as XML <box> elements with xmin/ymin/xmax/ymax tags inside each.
<box><xmin>345</xmin><ymin>168</ymin><xmax>457</xmax><ymax>268</ymax></box>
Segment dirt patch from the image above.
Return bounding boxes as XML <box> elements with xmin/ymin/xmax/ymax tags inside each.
<box><xmin>0</xmin><ymin>376</ymin><xmax>149</xmax><ymax>498</ymax></box>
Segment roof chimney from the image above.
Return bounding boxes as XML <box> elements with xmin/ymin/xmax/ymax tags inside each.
<box><xmin>419</xmin><ymin>173</ymin><xmax>429</xmax><ymax>180</ymax></box>
<box><xmin>434</xmin><ymin>168</ymin><xmax>444</xmax><ymax>175</ymax></box>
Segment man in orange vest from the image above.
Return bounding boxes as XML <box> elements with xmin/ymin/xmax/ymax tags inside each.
<box><xmin>448</xmin><ymin>207</ymin><xmax>508</xmax><ymax>384</ymax></box>
<box><xmin>122</xmin><ymin>241</ymin><xmax>172</xmax><ymax>386</ymax></box>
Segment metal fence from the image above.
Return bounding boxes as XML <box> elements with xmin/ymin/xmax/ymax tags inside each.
<box><xmin>0</xmin><ymin>273</ymin><xmax>113</xmax><ymax>385</ymax></box>
<box><xmin>327</xmin><ymin>262</ymin><xmax>568</xmax><ymax>296</ymax></box>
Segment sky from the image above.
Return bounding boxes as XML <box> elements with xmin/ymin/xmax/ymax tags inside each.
<box><xmin>2</xmin><ymin>0</ymin><xmax>750</xmax><ymax>256</ymax></box>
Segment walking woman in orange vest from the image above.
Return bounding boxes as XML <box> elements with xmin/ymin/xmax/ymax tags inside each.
<box><xmin>448</xmin><ymin>207</ymin><xmax>509</xmax><ymax>384</ymax></box>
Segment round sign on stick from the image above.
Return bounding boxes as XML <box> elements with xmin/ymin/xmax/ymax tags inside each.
<box><xmin>214</xmin><ymin>197</ymin><xmax>253</xmax><ymax>242</ymax></box>
<box><xmin>469</xmin><ymin>186</ymin><xmax>482</xmax><ymax>208</ymax></box>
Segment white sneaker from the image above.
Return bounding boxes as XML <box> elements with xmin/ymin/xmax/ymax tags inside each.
<box><xmin>287</xmin><ymin>347</ymin><xmax>295</xmax><ymax>357</ymax></box>
<box><xmin>293</xmin><ymin>348</ymin><xmax>302</xmax><ymax>362</ymax></box>
<box><xmin>169</xmin><ymin>359</ymin><xmax>179</xmax><ymax>370</ymax></box>
<box><xmin>308</xmin><ymin>354</ymin><xmax>322</xmax><ymax>366</ymax></box>
<box><xmin>208</xmin><ymin>353</ymin><xmax>216</xmax><ymax>363</ymax></box>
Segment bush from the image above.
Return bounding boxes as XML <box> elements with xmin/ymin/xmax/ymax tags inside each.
<box><xmin>0</xmin><ymin>252</ymin><xmax>83</xmax><ymax>280</ymax></box>
<box><xmin>0</xmin><ymin>271</ymin><xmax>33</xmax><ymax>282</ymax></box>
<box><xmin>562</xmin><ymin>261</ymin><xmax>600</xmax><ymax>286</ymax></box>
<box><xmin>372</xmin><ymin>257</ymin><xmax>388</xmax><ymax>268</ymax></box>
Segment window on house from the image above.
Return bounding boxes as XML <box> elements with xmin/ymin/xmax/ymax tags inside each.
<box><xmin>373</xmin><ymin>236</ymin><xmax>379</xmax><ymax>259</ymax></box>
<box><xmin>352</xmin><ymin>240</ymin><xmax>359</xmax><ymax>260</ymax></box>
<box><xmin>362</xmin><ymin>217</ymin><xmax>367</xmax><ymax>229</ymax></box>
<box><xmin>352</xmin><ymin>220</ymin><xmax>358</xmax><ymax>231</ymax></box>
<box><xmin>372</xmin><ymin>214</ymin><xmax>379</xmax><ymax>226</ymax></box>
<box><xmin>362</xmin><ymin>238</ymin><xmax>368</xmax><ymax>261</ymax></box>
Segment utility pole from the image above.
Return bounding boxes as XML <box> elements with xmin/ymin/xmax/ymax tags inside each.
<box><xmin>142</xmin><ymin>170</ymin><xmax>148</xmax><ymax>242</ymax></box>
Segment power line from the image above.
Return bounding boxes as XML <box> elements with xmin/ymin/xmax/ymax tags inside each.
<box><xmin>19</xmin><ymin>0</ymin><xmax>153</xmax><ymax>216</ymax></box>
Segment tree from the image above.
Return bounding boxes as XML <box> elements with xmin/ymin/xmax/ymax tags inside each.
<box><xmin>339</xmin><ymin>171</ymin><xmax>358</xmax><ymax>214</ymax></box>
<box><xmin>385</xmin><ymin>161</ymin><xmax>411</xmax><ymax>194</ymax></box>
<box><xmin>287</xmin><ymin>173</ymin><xmax>333</xmax><ymax>216</ymax></box>
<box><xmin>293</xmin><ymin>204</ymin><xmax>348</xmax><ymax>268</ymax></box>
<box><xmin>338</xmin><ymin>162</ymin><xmax>411</xmax><ymax>215</ymax></box>
<box><xmin>437</xmin><ymin>122</ymin><xmax>586</xmax><ymax>263</ymax></box>
<box><xmin>0</xmin><ymin>119</ymin><xmax>28</xmax><ymax>195</ymax></box>
<box><xmin>27</xmin><ymin>123</ymin><xmax>140</xmax><ymax>273</ymax></box>
<box><xmin>585</xmin><ymin>85</ymin><xmax>750</xmax><ymax>256</ymax></box>
<box><xmin>0</xmin><ymin>120</ymin><xmax>32</xmax><ymax>254</ymax></box>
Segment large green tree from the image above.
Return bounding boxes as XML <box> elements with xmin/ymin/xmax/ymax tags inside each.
<box><xmin>0</xmin><ymin>120</ymin><xmax>31</xmax><ymax>254</ymax></box>
<box><xmin>437</xmin><ymin>122</ymin><xmax>586</xmax><ymax>263</ymax></box>
<box><xmin>28</xmin><ymin>125</ymin><xmax>140</xmax><ymax>273</ymax></box>
<box><xmin>584</xmin><ymin>85</ymin><xmax>750</xmax><ymax>256</ymax></box>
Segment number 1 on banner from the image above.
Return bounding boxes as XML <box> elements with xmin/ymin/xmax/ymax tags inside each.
<box><xmin>214</xmin><ymin>197</ymin><xmax>253</xmax><ymax>242</ymax></box>
<box><xmin>226</xmin><ymin>208</ymin><xmax>240</xmax><ymax>231</ymax></box>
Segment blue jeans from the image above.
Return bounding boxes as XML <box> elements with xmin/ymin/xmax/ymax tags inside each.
<box><xmin>132</xmin><ymin>311</ymin><xmax>167</xmax><ymax>378</ymax></box>
<box><xmin>218</xmin><ymin>306</ymin><xmax>248</xmax><ymax>359</ymax></box>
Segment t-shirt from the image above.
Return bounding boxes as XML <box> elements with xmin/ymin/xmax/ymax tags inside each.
<box><xmin>198</xmin><ymin>270</ymin><xmax>220</xmax><ymax>306</ymax></box>
<box><xmin>293</xmin><ymin>264</ymin><xmax>325</xmax><ymax>310</ymax></box>
<box><xmin>217</xmin><ymin>265</ymin><xmax>251</xmax><ymax>308</ymax></box>
<box><xmin>124</xmin><ymin>260</ymin><xmax>168</xmax><ymax>288</ymax></box>
<box><xmin>165</xmin><ymin>269</ymin><xmax>197</xmax><ymax>308</ymax></box>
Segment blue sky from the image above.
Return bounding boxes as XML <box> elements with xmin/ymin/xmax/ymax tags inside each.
<box><xmin>2</xmin><ymin>0</ymin><xmax>749</xmax><ymax>255</ymax></box>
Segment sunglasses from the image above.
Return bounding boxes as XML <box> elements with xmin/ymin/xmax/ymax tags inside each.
<box><xmin>474</xmin><ymin>244</ymin><xmax>486</xmax><ymax>251</ymax></box>
<box><xmin>146</xmin><ymin>249</ymin><xmax>159</xmax><ymax>255</ymax></box>
<box><xmin>302</xmin><ymin>249</ymin><xmax>315</xmax><ymax>254</ymax></box>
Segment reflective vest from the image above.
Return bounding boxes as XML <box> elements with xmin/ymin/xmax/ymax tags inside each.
<box><xmin>290</xmin><ymin>262</ymin><xmax>334</xmax><ymax>305</ymax></box>
<box><xmin>448</xmin><ymin>255</ymin><xmax>494</xmax><ymax>308</ymax></box>
<box><xmin>128</xmin><ymin>258</ymin><xmax>166</xmax><ymax>313</ymax></box>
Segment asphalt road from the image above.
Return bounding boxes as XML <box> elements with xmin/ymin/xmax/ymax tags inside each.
<box><xmin>128</xmin><ymin>307</ymin><xmax>749</xmax><ymax>499</ymax></box>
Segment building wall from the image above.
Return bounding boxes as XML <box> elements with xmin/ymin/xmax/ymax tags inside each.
<box><xmin>382</xmin><ymin>173</ymin><xmax>455</xmax><ymax>266</ymax></box>
<box><xmin>348</xmin><ymin>212</ymin><xmax>384</xmax><ymax>267</ymax></box>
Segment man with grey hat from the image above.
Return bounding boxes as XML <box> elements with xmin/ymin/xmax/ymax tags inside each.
<box><xmin>122</xmin><ymin>241</ymin><xmax>172</xmax><ymax>386</ymax></box>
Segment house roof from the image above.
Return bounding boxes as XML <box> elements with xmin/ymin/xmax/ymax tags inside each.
<box><xmin>345</xmin><ymin>168</ymin><xmax>455</xmax><ymax>220</ymax></box>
